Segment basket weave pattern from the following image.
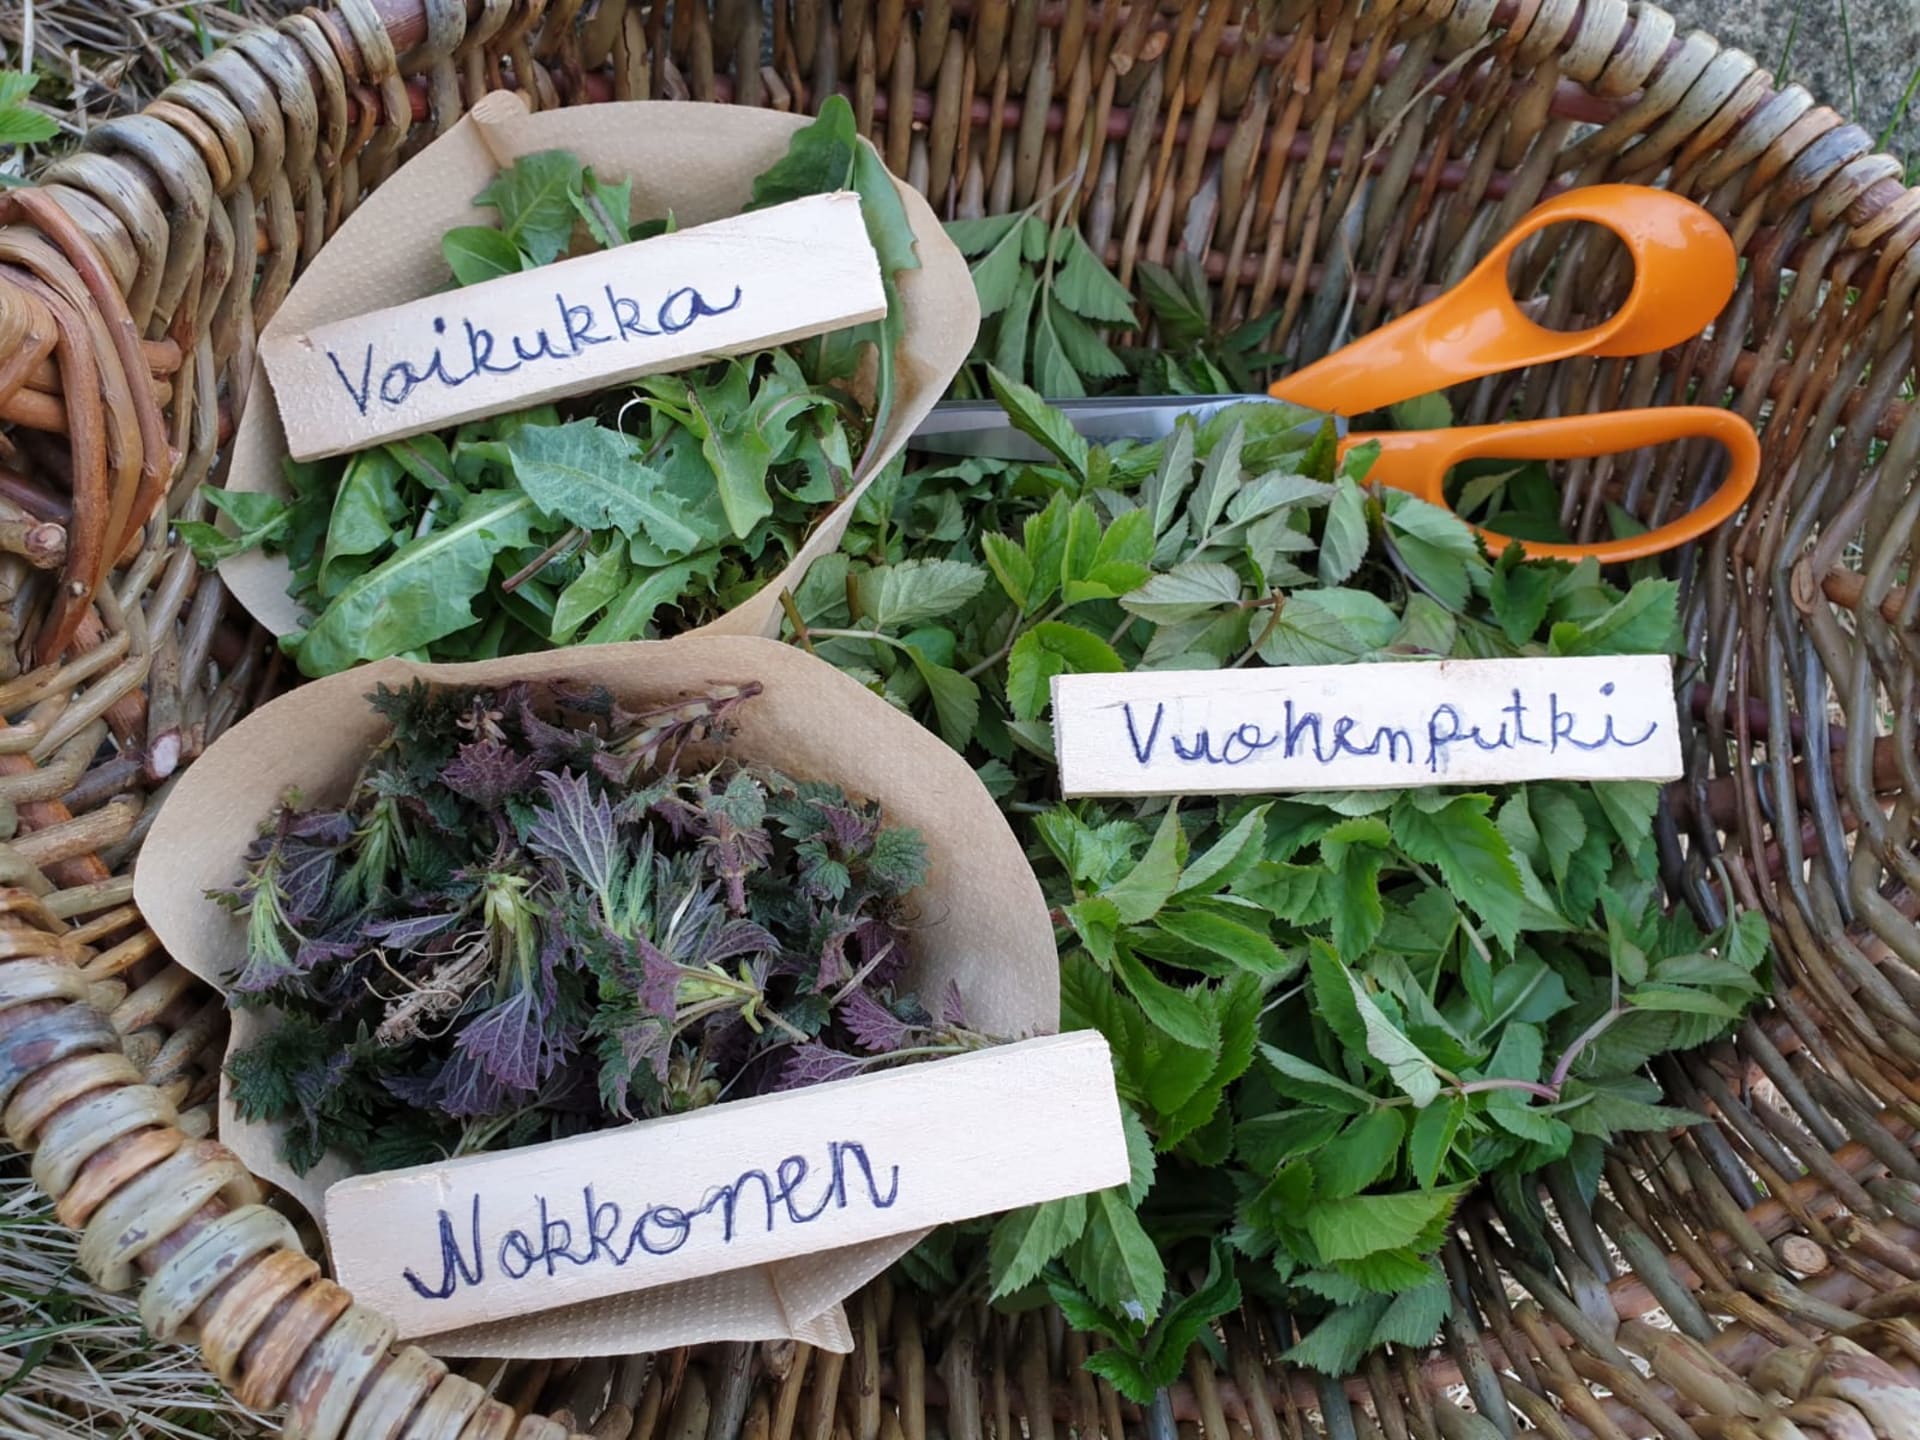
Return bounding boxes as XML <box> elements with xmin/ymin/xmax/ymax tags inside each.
<box><xmin>0</xmin><ymin>0</ymin><xmax>1917</xmax><ymax>1436</ymax></box>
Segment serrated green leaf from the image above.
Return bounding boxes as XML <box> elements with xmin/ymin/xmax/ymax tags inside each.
<box><xmin>473</xmin><ymin>149</ymin><xmax>584</xmax><ymax>266</ymax></box>
<box><xmin>1488</xmin><ymin>543</ymin><xmax>1556</xmax><ymax>644</ymax></box>
<box><xmin>1548</xmin><ymin>578</ymin><xmax>1679</xmax><ymax>656</ymax></box>
<box><xmin>508</xmin><ymin>420</ymin><xmax>706</xmax><ymax>554</ymax></box>
<box><xmin>1134</xmin><ymin>259</ymin><xmax>1210</xmax><ymax>348</ymax></box>
<box><xmin>1073</xmin><ymin>1189</ymin><xmax>1167</xmax><ymax>1324</ymax></box>
<box><xmin>1111</xmin><ymin>948</ymin><xmax>1218</xmax><ymax>1053</ymax></box>
<box><xmin>1121</xmin><ymin>561</ymin><xmax>1244</xmax><ymax>623</ymax></box>
<box><xmin>1257</xmin><ymin>587</ymin><xmax>1399</xmax><ymax>666</ymax></box>
<box><xmin>992</xmin><ymin>269</ymin><xmax>1039</xmax><ymax>384</ymax></box>
<box><xmin>1319</xmin><ymin>475</ymin><xmax>1369</xmax><ymax>585</ymax></box>
<box><xmin>1305</xmin><ymin>937</ymin><xmax>1368</xmax><ymax>1056</ymax></box>
<box><xmin>1347</xmin><ymin>967</ymin><xmax>1441</xmax><ymax>1107</ymax></box>
<box><xmin>981</xmin><ymin>531</ymin><xmax>1034</xmax><ymax>611</ymax></box>
<box><xmin>1388</xmin><ymin>392</ymin><xmax>1452</xmax><ymax>432</ymax></box>
<box><xmin>1005</xmin><ymin>621</ymin><xmax>1124</xmax><ymax>722</ymax></box>
<box><xmin>1281</xmin><ymin>1297</ymin><xmax>1391</xmax><ymax>1375</ymax></box>
<box><xmin>1624</xmin><ymin>985</ymin><xmax>1743</xmax><ymax>1019</ymax></box>
<box><xmin>1236</xmin><ymin>1109</ymin><xmax>1347</xmax><ymax>1171</ymax></box>
<box><xmin>859</xmin><ymin>558</ymin><xmax>987</xmax><ymax>629</ymax></box>
<box><xmin>1304</xmin><ymin>1186</ymin><xmax>1467</xmax><ymax>1263</ymax></box>
<box><xmin>1408</xmin><ymin>1095</ymin><xmax>1464</xmax><ymax>1187</ymax></box>
<box><xmin>1098</xmin><ymin>806</ymin><xmax>1182</xmax><ymax>929</ymax></box>
<box><xmin>1122</xmin><ymin>1105</ymin><xmax>1157</xmax><ymax>1204</ymax></box>
<box><xmin>291</xmin><ymin>491</ymin><xmax>539</xmax><ymax>677</ymax></box>
<box><xmin>944</xmin><ymin>213</ymin><xmax>1023</xmax><ymax>256</ymax></box>
<box><xmin>549</xmin><ymin>543</ymin><xmax>631</xmax><ymax>642</ymax></box>
<box><xmin>1153</xmin><ymin>909</ymin><xmax>1291</xmax><ymax>976</ymax></box>
<box><xmin>1176</xmin><ymin>805</ymin><xmax>1270</xmax><ymax>897</ymax></box>
<box><xmin>1048</xmin><ymin>300</ymin><xmax>1129</xmax><ymax>380</ymax></box>
<box><xmin>1390</xmin><ymin>795</ymin><xmax>1524</xmax><ymax>952</ymax></box>
<box><xmin>1314</xmin><ymin>1108</ymin><xmax>1407</xmax><ymax>1199</ymax></box>
<box><xmin>968</xmin><ymin>223</ymin><xmax>1028</xmax><ymax>316</ymax></box>
<box><xmin>584</xmin><ymin>548</ymin><xmax>722</xmax><ymax>643</ymax></box>
<box><xmin>988</xmin><ymin>367</ymin><xmax>1089</xmax><ymax>479</ymax></box>
<box><xmin>1259</xmin><ymin>1045</ymin><xmax>1375</xmax><ymax>1113</ymax></box>
<box><xmin>988</xmin><ymin>1195</ymin><xmax>1088</xmax><ymax>1299</ymax></box>
<box><xmin>904</xmin><ymin>646</ymin><xmax>980</xmax><ymax>750</ymax></box>
<box><xmin>1055</xmin><ymin>231</ymin><xmax>1138</xmax><ymax>323</ymax></box>
<box><xmin>1370</xmin><ymin>1276</ymin><xmax>1453</xmax><ymax>1350</ymax></box>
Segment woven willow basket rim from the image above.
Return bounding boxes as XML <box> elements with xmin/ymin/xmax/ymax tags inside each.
<box><xmin>0</xmin><ymin>0</ymin><xmax>1917</xmax><ymax>1437</ymax></box>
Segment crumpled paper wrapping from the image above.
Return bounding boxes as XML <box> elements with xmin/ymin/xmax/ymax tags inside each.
<box><xmin>137</xmin><ymin>636</ymin><xmax>1056</xmax><ymax>1357</ymax></box>
<box><xmin>220</xmin><ymin>90</ymin><xmax>976</xmax><ymax>646</ymax></box>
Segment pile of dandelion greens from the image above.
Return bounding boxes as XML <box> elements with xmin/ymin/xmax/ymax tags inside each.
<box><xmin>182</xmin><ymin>97</ymin><xmax>918</xmax><ymax>678</ymax></box>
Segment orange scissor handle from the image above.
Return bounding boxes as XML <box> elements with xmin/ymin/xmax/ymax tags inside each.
<box><xmin>1341</xmin><ymin>405</ymin><xmax>1761</xmax><ymax>563</ymax></box>
<box><xmin>1272</xmin><ymin>186</ymin><xmax>1739</xmax><ymax>416</ymax></box>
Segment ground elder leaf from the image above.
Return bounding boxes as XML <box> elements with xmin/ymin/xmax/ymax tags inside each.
<box><xmin>1006</xmin><ymin>622</ymin><xmax>1124</xmax><ymax>723</ymax></box>
<box><xmin>1390</xmin><ymin>795</ymin><xmax>1524</xmax><ymax>952</ymax></box>
<box><xmin>1304</xmin><ymin>1185</ymin><xmax>1468</xmax><ymax>1263</ymax></box>
<box><xmin>989</xmin><ymin>1195</ymin><xmax>1088</xmax><ymax>1299</ymax></box>
<box><xmin>1346</xmin><ymin>967</ymin><xmax>1441</xmax><ymax>1108</ymax></box>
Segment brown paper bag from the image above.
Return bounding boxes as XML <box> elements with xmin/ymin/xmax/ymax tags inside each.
<box><xmin>220</xmin><ymin>91</ymin><xmax>976</xmax><ymax>647</ymax></box>
<box><xmin>136</xmin><ymin>636</ymin><xmax>1057</xmax><ymax>1358</ymax></box>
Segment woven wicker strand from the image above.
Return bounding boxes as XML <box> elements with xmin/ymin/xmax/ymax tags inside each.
<box><xmin>0</xmin><ymin>0</ymin><xmax>1918</xmax><ymax>1437</ymax></box>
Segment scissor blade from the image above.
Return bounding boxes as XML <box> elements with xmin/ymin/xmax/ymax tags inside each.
<box><xmin>908</xmin><ymin>395</ymin><xmax>1336</xmax><ymax>463</ymax></box>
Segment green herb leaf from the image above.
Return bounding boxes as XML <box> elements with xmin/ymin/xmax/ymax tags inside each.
<box><xmin>1006</xmin><ymin>622</ymin><xmax>1125</xmax><ymax>723</ymax></box>
<box><xmin>1407</xmin><ymin>1095</ymin><xmax>1464</xmax><ymax>1187</ymax></box>
<box><xmin>860</xmin><ymin>558</ymin><xmax>987</xmax><ymax>629</ymax></box>
<box><xmin>1102</xmin><ymin>806</ymin><xmax>1184</xmax><ymax>925</ymax></box>
<box><xmin>1072</xmin><ymin>1189</ymin><xmax>1168</xmax><ymax>1325</ymax></box>
<box><xmin>473</xmin><ymin>150</ymin><xmax>584</xmax><ymax>266</ymax></box>
<box><xmin>443</xmin><ymin>226</ymin><xmax>526</xmax><ymax>285</ymax></box>
<box><xmin>1258</xmin><ymin>588</ymin><xmax>1399</xmax><ymax>666</ymax></box>
<box><xmin>1304</xmin><ymin>1186</ymin><xmax>1467</xmax><ymax>1263</ymax></box>
<box><xmin>1346</xmin><ymin>966</ymin><xmax>1442</xmax><ymax>1108</ymax></box>
<box><xmin>507</xmin><ymin>420</ymin><xmax>706</xmax><ymax>555</ymax></box>
<box><xmin>1314</xmin><ymin>1107</ymin><xmax>1408</xmax><ymax>1199</ymax></box>
<box><xmin>291</xmin><ymin>491</ymin><xmax>540</xmax><ymax>677</ymax></box>
<box><xmin>1389</xmin><ymin>795</ymin><xmax>1523</xmax><ymax>951</ymax></box>
<box><xmin>989</xmin><ymin>1195</ymin><xmax>1089</xmax><ymax>1299</ymax></box>
<box><xmin>1318</xmin><ymin>475</ymin><xmax>1368</xmax><ymax>586</ymax></box>
<box><xmin>987</xmin><ymin>368</ymin><xmax>1090</xmax><ymax>480</ymax></box>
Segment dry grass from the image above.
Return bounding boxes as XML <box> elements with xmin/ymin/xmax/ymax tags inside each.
<box><xmin>0</xmin><ymin>0</ymin><xmax>289</xmax><ymax>177</ymax></box>
<box><xmin>0</xmin><ymin>1159</ymin><xmax>278</xmax><ymax>1438</ymax></box>
<box><xmin>0</xmin><ymin>4</ymin><xmax>293</xmax><ymax>1429</ymax></box>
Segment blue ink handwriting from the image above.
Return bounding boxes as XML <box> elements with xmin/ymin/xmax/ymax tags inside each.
<box><xmin>327</xmin><ymin>282</ymin><xmax>746</xmax><ymax>416</ymax></box>
<box><xmin>1119</xmin><ymin>681</ymin><xmax>1658</xmax><ymax>776</ymax></box>
<box><xmin>402</xmin><ymin>1139</ymin><xmax>900</xmax><ymax>1302</ymax></box>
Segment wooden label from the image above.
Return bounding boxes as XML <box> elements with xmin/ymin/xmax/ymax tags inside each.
<box><xmin>1051</xmin><ymin>655</ymin><xmax>1683</xmax><ymax>797</ymax></box>
<box><xmin>325</xmin><ymin>1032</ymin><xmax>1127</xmax><ymax>1341</ymax></box>
<box><xmin>261</xmin><ymin>192</ymin><xmax>886</xmax><ymax>461</ymax></box>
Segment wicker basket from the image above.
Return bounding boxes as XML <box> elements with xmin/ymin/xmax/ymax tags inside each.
<box><xmin>1</xmin><ymin>0</ymin><xmax>1918</xmax><ymax>1436</ymax></box>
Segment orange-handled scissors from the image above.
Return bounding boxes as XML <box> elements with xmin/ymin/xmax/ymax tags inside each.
<box><xmin>911</xmin><ymin>185</ymin><xmax>1760</xmax><ymax>563</ymax></box>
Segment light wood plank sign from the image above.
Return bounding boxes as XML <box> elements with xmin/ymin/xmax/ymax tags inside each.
<box><xmin>261</xmin><ymin>192</ymin><xmax>885</xmax><ymax>461</ymax></box>
<box><xmin>326</xmin><ymin>1032</ymin><xmax>1127</xmax><ymax>1341</ymax></box>
<box><xmin>1051</xmin><ymin>655</ymin><xmax>1683</xmax><ymax>797</ymax></box>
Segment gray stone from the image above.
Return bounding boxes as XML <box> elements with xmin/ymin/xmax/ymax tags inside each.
<box><xmin>1663</xmin><ymin>0</ymin><xmax>1920</xmax><ymax>162</ymax></box>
